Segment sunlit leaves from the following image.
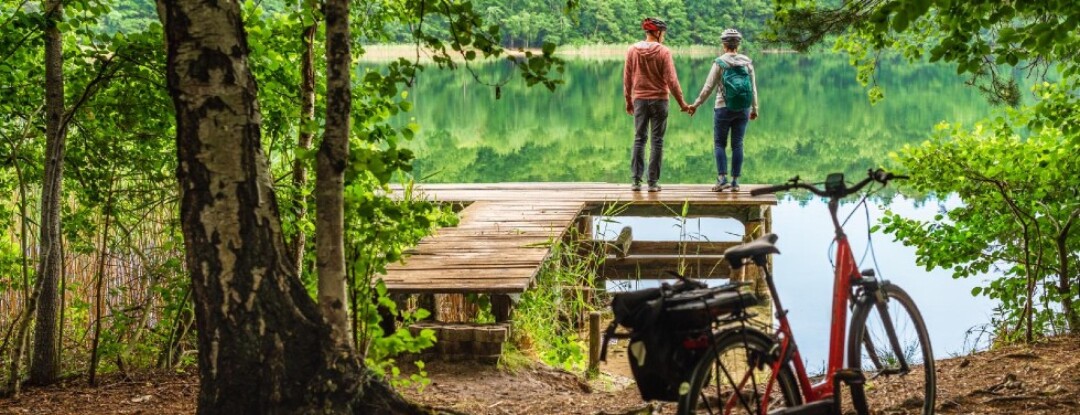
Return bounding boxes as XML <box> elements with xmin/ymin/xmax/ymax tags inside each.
<box><xmin>882</xmin><ymin>84</ymin><xmax>1080</xmax><ymax>338</ymax></box>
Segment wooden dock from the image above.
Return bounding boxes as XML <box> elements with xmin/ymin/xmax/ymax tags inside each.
<box><xmin>381</xmin><ymin>183</ymin><xmax>777</xmax><ymax>323</ymax></box>
<box><xmin>377</xmin><ymin>200</ymin><xmax>585</xmax><ymax>294</ymax></box>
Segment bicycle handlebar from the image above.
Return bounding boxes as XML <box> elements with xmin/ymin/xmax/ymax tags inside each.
<box><xmin>750</xmin><ymin>169</ymin><xmax>907</xmax><ymax>198</ymax></box>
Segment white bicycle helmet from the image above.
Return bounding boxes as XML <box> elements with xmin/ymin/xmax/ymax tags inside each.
<box><xmin>721</xmin><ymin>28</ymin><xmax>742</xmax><ymax>44</ymax></box>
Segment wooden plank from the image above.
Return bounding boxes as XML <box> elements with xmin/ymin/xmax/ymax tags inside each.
<box><xmin>381</xmin><ymin>200</ymin><xmax>585</xmax><ymax>294</ymax></box>
<box><xmin>584</xmin><ymin>240</ymin><xmax>741</xmax><ymax>256</ymax></box>
<box><xmin>601</xmin><ymin>255</ymin><xmax>746</xmax><ymax>280</ymax></box>
<box><xmin>390</xmin><ymin>183</ymin><xmax>777</xmax><ymax>206</ymax></box>
<box><xmin>402</xmin><ymin>249</ymin><xmax>552</xmax><ymax>256</ymax></box>
<box><xmin>383</xmin><ymin>267</ymin><xmax>539</xmax><ymax>277</ymax></box>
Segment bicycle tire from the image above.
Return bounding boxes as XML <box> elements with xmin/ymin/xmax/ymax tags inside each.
<box><xmin>677</xmin><ymin>328</ymin><xmax>802</xmax><ymax>415</ymax></box>
<box><xmin>847</xmin><ymin>282</ymin><xmax>936</xmax><ymax>414</ymax></box>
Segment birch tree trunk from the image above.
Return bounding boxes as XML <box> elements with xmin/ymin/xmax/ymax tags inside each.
<box><xmin>28</xmin><ymin>0</ymin><xmax>67</xmax><ymax>386</ymax></box>
<box><xmin>317</xmin><ymin>0</ymin><xmax>351</xmax><ymax>344</ymax></box>
<box><xmin>158</xmin><ymin>0</ymin><xmax>424</xmax><ymax>413</ymax></box>
<box><xmin>160</xmin><ymin>0</ymin><xmax>358</xmax><ymax>412</ymax></box>
<box><xmin>288</xmin><ymin>21</ymin><xmax>317</xmax><ymax>278</ymax></box>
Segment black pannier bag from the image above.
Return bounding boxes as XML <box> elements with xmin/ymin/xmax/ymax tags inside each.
<box><xmin>602</xmin><ymin>274</ymin><xmax>759</xmax><ymax>402</ymax></box>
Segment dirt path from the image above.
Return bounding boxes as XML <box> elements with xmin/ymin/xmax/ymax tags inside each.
<box><xmin>2</xmin><ymin>335</ymin><xmax>1077</xmax><ymax>414</ymax></box>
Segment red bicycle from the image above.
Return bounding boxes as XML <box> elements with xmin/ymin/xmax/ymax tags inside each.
<box><xmin>677</xmin><ymin>169</ymin><xmax>936</xmax><ymax>415</ymax></box>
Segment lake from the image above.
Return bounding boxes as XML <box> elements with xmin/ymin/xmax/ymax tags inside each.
<box><xmin>385</xmin><ymin>52</ymin><xmax>999</xmax><ymax>368</ymax></box>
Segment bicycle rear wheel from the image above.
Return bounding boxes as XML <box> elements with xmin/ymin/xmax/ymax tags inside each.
<box><xmin>848</xmin><ymin>282</ymin><xmax>935</xmax><ymax>414</ymax></box>
<box><xmin>677</xmin><ymin>329</ymin><xmax>802</xmax><ymax>415</ymax></box>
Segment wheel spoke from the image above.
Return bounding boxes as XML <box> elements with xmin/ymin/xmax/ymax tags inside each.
<box><xmin>848</xmin><ymin>284</ymin><xmax>936</xmax><ymax>415</ymax></box>
<box><xmin>678</xmin><ymin>331</ymin><xmax>802</xmax><ymax>414</ymax></box>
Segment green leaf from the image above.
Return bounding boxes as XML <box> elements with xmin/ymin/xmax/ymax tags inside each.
<box><xmin>541</xmin><ymin>41</ymin><xmax>556</xmax><ymax>57</ymax></box>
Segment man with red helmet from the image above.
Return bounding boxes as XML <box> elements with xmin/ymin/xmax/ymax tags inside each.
<box><xmin>623</xmin><ymin>17</ymin><xmax>689</xmax><ymax>192</ymax></box>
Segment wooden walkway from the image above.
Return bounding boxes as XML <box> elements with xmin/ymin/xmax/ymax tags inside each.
<box><xmin>379</xmin><ymin>200</ymin><xmax>585</xmax><ymax>294</ymax></box>
<box><xmin>381</xmin><ymin>183</ymin><xmax>777</xmax><ymax>299</ymax></box>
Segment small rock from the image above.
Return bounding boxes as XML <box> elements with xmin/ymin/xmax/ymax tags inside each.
<box><xmin>130</xmin><ymin>395</ymin><xmax>153</xmax><ymax>403</ymax></box>
<box><xmin>937</xmin><ymin>399</ymin><xmax>961</xmax><ymax>410</ymax></box>
<box><xmin>958</xmin><ymin>358</ymin><xmax>970</xmax><ymax>368</ymax></box>
<box><xmin>1003</xmin><ymin>373</ymin><xmax>1022</xmax><ymax>390</ymax></box>
<box><xmin>1040</xmin><ymin>384</ymin><xmax>1066</xmax><ymax>395</ymax></box>
<box><xmin>901</xmin><ymin>396</ymin><xmax>924</xmax><ymax>408</ymax></box>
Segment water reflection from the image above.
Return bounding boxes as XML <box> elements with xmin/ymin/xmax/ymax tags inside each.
<box><xmin>394</xmin><ymin>54</ymin><xmax>992</xmax><ymax>184</ymax></box>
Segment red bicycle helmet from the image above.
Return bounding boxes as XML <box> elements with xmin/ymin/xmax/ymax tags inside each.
<box><xmin>642</xmin><ymin>17</ymin><xmax>668</xmax><ymax>32</ymax></box>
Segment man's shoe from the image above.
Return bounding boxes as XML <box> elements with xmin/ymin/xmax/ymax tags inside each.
<box><xmin>631</xmin><ymin>181</ymin><xmax>642</xmax><ymax>191</ymax></box>
<box><xmin>648</xmin><ymin>183</ymin><xmax>662</xmax><ymax>192</ymax></box>
<box><xmin>730</xmin><ymin>181</ymin><xmax>740</xmax><ymax>192</ymax></box>
<box><xmin>711</xmin><ymin>179</ymin><xmax>730</xmax><ymax>192</ymax></box>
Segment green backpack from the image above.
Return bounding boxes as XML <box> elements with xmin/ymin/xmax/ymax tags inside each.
<box><xmin>716</xmin><ymin>58</ymin><xmax>753</xmax><ymax>111</ymax></box>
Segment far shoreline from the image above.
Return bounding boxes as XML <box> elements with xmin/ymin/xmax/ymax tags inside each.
<box><xmin>359</xmin><ymin>43</ymin><xmax>799</xmax><ymax>63</ymax></box>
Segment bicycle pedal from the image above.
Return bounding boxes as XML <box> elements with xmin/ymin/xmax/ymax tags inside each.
<box><xmin>834</xmin><ymin>368</ymin><xmax>866</xmax><ymax>385</ymax></box>
<box><xmin>766</xmin><ymin>399</ymin><xmax>833</xmax><ymax>415</ymax></box>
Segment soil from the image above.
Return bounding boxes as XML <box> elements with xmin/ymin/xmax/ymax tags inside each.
<box><xmin>2</xmin><ymin>335</ymin><xmax>1077</xmax><ymax>415</ymax></box>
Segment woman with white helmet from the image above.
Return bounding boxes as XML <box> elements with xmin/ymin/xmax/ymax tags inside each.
<box><xmin>688</xmin><ymin>28</ymin><xmax>759</xmax><ymax>192</ymax></box>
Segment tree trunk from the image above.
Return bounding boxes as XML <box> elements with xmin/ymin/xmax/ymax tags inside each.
<box><xmin>28</xmin><ymin>0</ymin><xmax>67</xmax><ymax>386</ymax></box>
<box><xmin>317</xmin><ymin>0</ymin><xmax>351</xmax><ymax>344</ymax></box>
<box><xmin>1057</xmin><ymin>214</ymin><xmax>1079</xmax><ymax>334</ymax></box>
<box><xmin>88</xmin><ymin>190</ymin><xmax>114</xmax><ymax>385</ymax></box>
<box><xmin>288</xmin><ymin>21</ymin><xmax>317</xmax><ymax>277</ymax></box>
<box><xmin>157</xmin><ymin>1</ymin><xmax>426</xmax><ymax>413</ymax></box>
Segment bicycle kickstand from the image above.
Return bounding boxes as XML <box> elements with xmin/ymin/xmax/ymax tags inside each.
<box><xmin>832</xmin><ymin>369</ymin><xmax>870</xmax><ymax>415</ymax></box>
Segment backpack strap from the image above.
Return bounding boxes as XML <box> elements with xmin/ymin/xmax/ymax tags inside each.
<box><xmin>715</xmin><ymin>57</ymin><xmax>729</xmax><ymax>69</ymax></box>
<box><xmin>600</xmin><ymin>321</ymin><xmax>617</xmax><ymax>362</ymax></box>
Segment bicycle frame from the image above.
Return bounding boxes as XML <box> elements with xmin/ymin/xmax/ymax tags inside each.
<box><xmin>748</xmin><ymin>198</ymin><xmax>863</xmax><ymax>413</ymax></box>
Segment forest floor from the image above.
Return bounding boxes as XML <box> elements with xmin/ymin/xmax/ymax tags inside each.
<box><xmin>1</xmin><ymin>334</ymin><xmax>1077</xmax><ymax>414</ymax></box>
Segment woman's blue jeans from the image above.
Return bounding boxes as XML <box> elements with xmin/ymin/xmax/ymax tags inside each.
<box><xmin>713</xmin><ymin>107</ymin><xmax>750</xmax><ymax>178</ymax></box>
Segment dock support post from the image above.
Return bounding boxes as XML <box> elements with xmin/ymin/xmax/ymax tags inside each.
<box><xmin>491</xmin><ymin>294</ymin><xmax>512</xmax><ymax>323</ymax></box>
<box><xmin>377</xmin><ymin>293</ymin><xmax>409</xmax><ymax>334</ymax></box>
<box><xmin>587</xmin><ymin>311</ymin><xmax>601</xmax><ymax>375</ymax></box>
<box><xmin>417</xmin><ymin>294</ymin><xmax>438</xmax><ymax>321</ymax></box>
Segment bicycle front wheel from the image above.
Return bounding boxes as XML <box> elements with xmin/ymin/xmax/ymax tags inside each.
<box><xmin>677</xmin><ymin>329</ymin><xmax>802</xmax><ymax>415</ymax></box>
<box><xmin>848</xmin><ymin>282</ymin><xmax>935</xmax><ymax>414</ymax></box>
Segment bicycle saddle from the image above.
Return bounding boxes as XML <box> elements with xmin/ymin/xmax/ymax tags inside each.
<box><xmin>723</xmin><ymin>233</ymin><xmax>780</xmax><ymax>268</ymax></box>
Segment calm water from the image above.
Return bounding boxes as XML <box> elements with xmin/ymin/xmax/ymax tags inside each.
<box><xmin>387</xmin><ymin>53</ymin><xmax>998</xmax><ymax>365</ymax></box>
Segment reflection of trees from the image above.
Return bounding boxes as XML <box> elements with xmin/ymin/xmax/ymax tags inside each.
<box><xmin>403</xmin><ymin>55</ymin><xmax>992</xmax><ymax>184</ymax></box>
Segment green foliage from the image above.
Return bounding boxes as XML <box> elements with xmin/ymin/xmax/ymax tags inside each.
<box><xmin>511</xmin><ymin>235</ymin><xmax>604</xmax><ymax>371</ymax></box>
<box><xmin>768</xmin><ymin>0</ymin><xmax>1080</xmax><ymax>104</ymax></box>
<box><xmin>343</xmin><ymin>171</ymin><xmax>456</xmax><ymax>389</ymax></box>
<box><xmin>369</xmin><ymin>0</ymin><xmax>774</xmax><ymax>48</ymax></box>
<box><xmin>881</xmin><ymin>82</ymin><xmax>1080</xmax><ymax>340</ymax></box>
<box><xmin>1</xmin><ymin>0</ymin><xmax>570</xmax><ymax>387</ymax></box>
<box><xmin>358</xmin><ymin>280</ymin><xmax>438</xmax><ymax>392</ymax></box>
<box><xmin>770</xmin><ymin>0</ymin><xmax>1080</xmax><ymax>343</ymax></box>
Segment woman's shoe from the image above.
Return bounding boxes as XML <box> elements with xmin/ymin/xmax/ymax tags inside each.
<box><xmin>711</xmin><ymin>178</ymin><xmax>730</xmax><ymax>192</ymax></box>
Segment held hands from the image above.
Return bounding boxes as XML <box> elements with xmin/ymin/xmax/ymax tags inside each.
<box><xmin>680</xmin><ymin>104</ymin><xmax>696</xmax><ymax>117</ymax></box>
<box><xmin>750</xmin><ymin>110</ymin><xmax>759</xmax><ymax>121</ymax></box>
<box><xmin>625</xmin><ymin>102</ymin><xmax>634</xmax><ymax>115</ymax></box>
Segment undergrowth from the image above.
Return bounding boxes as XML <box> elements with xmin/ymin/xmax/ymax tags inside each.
<box><xmin>507</xmin><ymin>204</ymin><xmax>630</xmax><ymax>372</ymax></box>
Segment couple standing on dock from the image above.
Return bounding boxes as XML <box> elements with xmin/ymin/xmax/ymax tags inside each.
<box><xmin>623</xmin><ymin>17</ymin><xmax>759</xmax><ymax>193</ymax></box>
